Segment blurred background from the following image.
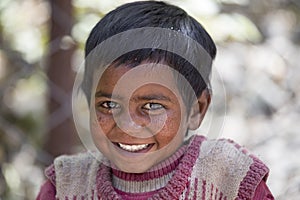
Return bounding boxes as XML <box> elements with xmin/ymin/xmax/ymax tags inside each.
<box><xmin>0</xmin><ymin>0</ymin><xmax>299</xmax><ymax>199</ymax></box>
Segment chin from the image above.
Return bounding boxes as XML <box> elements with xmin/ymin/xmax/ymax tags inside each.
<box><xmin>116</xmin><ymin>163</ymin><xmax>151</xmax><ymax>173</ymax></box>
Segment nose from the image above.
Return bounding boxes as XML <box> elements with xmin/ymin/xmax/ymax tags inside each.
<box><xmin>114</xmin><ymin>109</ymin><xmax>152</xmax><ymax>138</ymax></box>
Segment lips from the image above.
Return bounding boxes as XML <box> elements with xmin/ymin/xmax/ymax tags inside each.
<box><xmin>114</xmin><ymin>143</ymin><xmax>154</xmax><ymax>153</ymax></box>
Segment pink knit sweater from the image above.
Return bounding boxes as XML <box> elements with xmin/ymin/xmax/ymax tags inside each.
<box><xmin>37</xmin><ymin>135</ymin><xmax>274</xmax><ymax>200</ymax></box>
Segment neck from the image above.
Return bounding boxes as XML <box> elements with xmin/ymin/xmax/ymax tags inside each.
<box><xmin>111</xmin><ymin>145</ymin><xmax>187</xmax><ymax>195</ymax></box>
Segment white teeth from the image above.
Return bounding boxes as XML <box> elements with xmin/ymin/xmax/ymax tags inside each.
<box><xmin>118</xmin><ymin>143</ymin><xmax>149</xmax><ymax>152</ymax></box>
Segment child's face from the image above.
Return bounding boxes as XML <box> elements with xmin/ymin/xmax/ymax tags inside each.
<box><xmin>91</xmin><ymin>63</ymin><xmax>199</xmax><ymax>173</ymax></box>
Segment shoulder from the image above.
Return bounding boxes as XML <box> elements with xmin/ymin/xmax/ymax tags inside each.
<box><xmin>44</xmin><ymin>151</ymin><xmax>104</xmax><ymax>199</ymax></box>
<box><xmin>53</xmin><ymin>151</ymin><xmax>101</xmax><ymax>176</ymax></box>
<box><xmin>197</xmin><ymin>136</ymin><xmax>269</xmax><ymax>177</ymax></box>
<box><xmin>191</xmin><ymin>135</ymin><xmax>270</xmax><ymax>199</ymax></box>
<box><xmin>45</xmin><ymin>151</ymin><xmax>102</xmax><ymax>184</ymax></box>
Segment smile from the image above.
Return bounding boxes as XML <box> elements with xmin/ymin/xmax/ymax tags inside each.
<box><xmin>117</xmin><ymin>143</ymin><xmax>153</xmax><ymax>153</ymax></box>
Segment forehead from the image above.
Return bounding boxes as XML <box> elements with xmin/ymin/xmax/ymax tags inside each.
<box><xmin>96</xmin><ymin>63</ymin><xmax>180</xmax><ymax>96</ymax></box>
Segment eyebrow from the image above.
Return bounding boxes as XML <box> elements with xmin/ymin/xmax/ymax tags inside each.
<box><xmin>95</xmin><ymin>91</ymin><xmax>123</xmax><ymax>100</ymax></box>
<box><xmin>95</xmin><ymin>91</ymin><xmax>172</xmax><ymax>102</ymax></box>
<box><xmin>134</xmin><ymin>94</ymin><xmax>172</xmax><ymax>102</ymax></box>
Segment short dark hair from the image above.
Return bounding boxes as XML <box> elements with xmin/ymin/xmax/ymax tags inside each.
<box><xmin>83</xmin><ymin>1</ymin><xmax>217</xmax><ymax>106</ymax></box>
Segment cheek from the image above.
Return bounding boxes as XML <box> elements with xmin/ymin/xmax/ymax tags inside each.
<box><xmin>95</xmin><ymin>112</ymin><xmax>115</xmax><ymax>135</ymax></box>
<box><xmin>155</xmin><ymin>110</ymin><xmax>183</xmax><ymax>146</ymax></box>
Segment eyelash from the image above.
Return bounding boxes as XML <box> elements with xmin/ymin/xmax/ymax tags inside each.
<box><xmin>97</xmin><ymin>101</ymin><xmax>165</xmax><ymax>114</ymax></box>
<box><xmin>143</xmin><ymin>103</ymin><xmax>164</xmax><ymax>111</ymax></box>
<box><xmin>98</xmin><ymin>101</ymin><xmax>121</xmax><ymax>110</ymax></box>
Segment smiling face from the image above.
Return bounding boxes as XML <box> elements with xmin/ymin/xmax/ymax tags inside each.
<box><xmin>90</xmin><ymin>62</ymin><xmax>206</xmax><ymax>173</ymax></box>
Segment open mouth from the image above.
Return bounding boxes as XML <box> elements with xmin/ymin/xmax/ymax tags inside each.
<box><xmin>114</xmin><ymin>143</ymin><xmax>154</xmax><ymax>153</ymax></box>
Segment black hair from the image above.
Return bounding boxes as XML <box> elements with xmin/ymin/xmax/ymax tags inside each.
<box><xmin>82</xmin><ymin>1</ymin><xmax>217</xmax><ymax>106</ymax></box>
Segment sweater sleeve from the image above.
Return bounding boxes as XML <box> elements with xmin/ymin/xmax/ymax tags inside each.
<box><xmin>36</xmin><ymin>164</ymin><xmax>57</xmax><ymax>200</ymax></box>
<box><xmin>253</xmin><ymin>180</ymin><xmax>274</xmax><ymax>200</ymax></box>
<box><xmin>36</xmin><ymin>180</ymin><xmax>56</xmax><ymax>200</ymax></box>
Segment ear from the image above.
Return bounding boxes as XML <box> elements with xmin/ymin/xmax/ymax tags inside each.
<box><xmin>188</xmin><ymin>89</ymin><xmax>211</xmax><ymax>130</ymax></box>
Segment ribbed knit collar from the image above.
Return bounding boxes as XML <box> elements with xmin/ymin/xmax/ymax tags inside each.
<box><xmin>111</xmin><ymin>144</ymin><xmax>187</xmax><ymax>196</ymax></box>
